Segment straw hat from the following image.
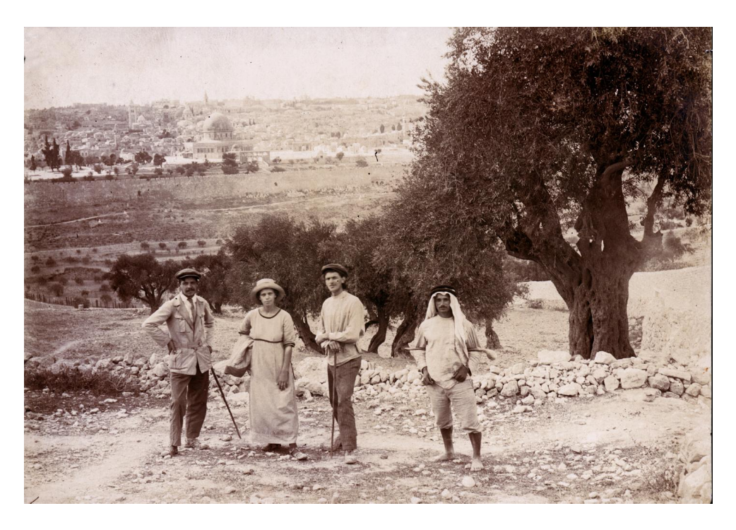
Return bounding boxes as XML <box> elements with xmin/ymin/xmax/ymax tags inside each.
<box><xmin>251</xmin><ymin>278</ymin><xmax>285</xmax><ymax>303</ymax></box>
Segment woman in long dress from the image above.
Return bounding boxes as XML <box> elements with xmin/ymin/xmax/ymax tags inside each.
<box><xmin>240</xmin><ymin>278</ymin><xmax>304</xmax><ymax>457</ymax></box>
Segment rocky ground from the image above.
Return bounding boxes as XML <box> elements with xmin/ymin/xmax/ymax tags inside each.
<box><xmin>23</xmin><ymin>262</ymin><xmax>712</xmax><ymax>504</ymax></box>
<box><xmin>24</xmin><ymin>366</ymin><xmax>709</xmax><ymax>504</ymax></box>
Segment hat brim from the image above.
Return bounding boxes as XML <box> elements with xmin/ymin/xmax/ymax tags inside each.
<box><xmin>177</xmin><ymin>274</ymin><xmax>201</xmax><ymax>281</ymax></box>
<box><xmin>321</xmin><ymin>264</ymin><xmax>348</xmax><ymax>277</ymax></box>
<box><xmin>251</xmin><ymin>283</ymin><xmax>285</xmax><ymax>302</ymax></box>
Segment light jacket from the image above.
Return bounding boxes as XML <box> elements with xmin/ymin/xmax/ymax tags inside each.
<box><xmin>142</xmin><ymin>293</ymin><xmax>215</xmax><ymax>375</ymax></box>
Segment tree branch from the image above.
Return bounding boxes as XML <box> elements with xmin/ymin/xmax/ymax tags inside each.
<box><xmin>642</xmin><ymin>175</ymin><xmax>666</xmax><ymax>239</ymax></box>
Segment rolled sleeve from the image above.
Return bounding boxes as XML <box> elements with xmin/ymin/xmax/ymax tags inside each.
<box><xmin>142</xmin><ymin>301</ymin><xmax>174</xmax><ymax>349</ymax></box>
<box><xmin>315</xmin><ymin>307</ymin><xmax>328</xmax><ymax>345</ymax></box>
<box><xmin>409</xmin><ymin>324</ymin><xmax>428</xmax><ymax>371</ymax></box>
<box><xmin>327</xmin><ymin>298</ymin><xmax>365</xmax><ymax>344</ymax></box>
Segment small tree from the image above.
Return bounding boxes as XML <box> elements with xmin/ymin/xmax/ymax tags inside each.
<box><xmin>181</xmin><ymin>249</ymin><xmax>232</xmax><ymax>313</ymax></box>
<box><xmin>176</xmin><ymin>166</ymin><xmax>186</xmax><ymax>176</ymax></box>
<box><xmin>49</xmin><ymin>283</ymin><xmax>64</xmax><ymax>296</ymax></box>
<box><xmin>100</xmin><ymin>293</ymin><xmax>112</xmax><ymax>306</ymax></box>
<box><xmin>140</xmin><ymin>242</ymin><xmax>150</xmax><ymax>251</ymax></box>
<box><xmin>93</xmin><ymin>164</ymin><xmax>103</xmax><ymax>175</ymax></box>
<box><xmin>154</xmin><ymin>168</ymin><xmax>163</xmax><ymax>177</ymax></box>
<box><xmin>75</xmin><ymin>277</ymin><xmax>84</xmax><ymax>285</ymax></box>
<box><xmin>153</xmin><ymin>153</ymin><xmax>166</xmax><ymax>167</ymax></box>
<box><xmin>30</xmin><ymin>155</ymin><xmax>37</xmax><ymax>171</ymax></box>
<box><xmin>197</xmin><ymin>240</ymin><xmax>206</xmax><ymax>247</ymax></box>
<box><xmin>41</xmin><ymin>136</ymin><xmax>62</xmax><ymax>172</ymax></box>
<box><xmin>177</xmin><ymin>241</ymin><xmax>187</xmax><ymax>249</ymax></box>
<box><xmin>356</xmin><ymin>158</ymin><xmax>368</xmax><ymax>168</ymax></box>
<box><xmin>336</xmin><ymin>152</ymin><xmax>344</xmax><ymax>162</ymax></box>
<box><xmin>61</xmin><ymin>166</ymin><xmax>73</xmax><ymax>179</ymax></box>
<box><xmin>45</xmin><ymin>257</ymin><xmax>56</xmax><ymax>267</ymax></box>
<box><xmin>107</xmin><ymin>253</ymin><xmax>179</xmax><ymax>313</ymax></box>
<box><xmin>227</xmin><ymin>215</ymin><xmax>338</xmax><ymax>352</ymax></box>
<box><xmin>135</xmin><ymin>151</ymin><xmax>152</xmax><ymax>164</ymax></box>
<box><xmin>222</xmin><ymin>153</ymin><xmax>239</xmax><ymax>175</ymax></box>
<box><xmin>380</xmin><ymin>124</ymin><xmax>385</xmax><ymax>133</ymax></box>
<box><xmin>245</xmin><ymin>160</ymin><xmax>259</xmax><ymax>174</ymax></box>
<box><xmin>158</xmin><ymin>242</ymin><xmax>167</xmax><ymax>250</ymax></box>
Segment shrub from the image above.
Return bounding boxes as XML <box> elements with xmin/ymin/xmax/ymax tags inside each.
<box><xmin>49</xmin><ymin>283</ymin><xmax>64</xmax><ymax>296</ymax></box>
<box><xmin>81</xmin><ymin>290</ymin><xmax>89</xmax><ymax>296</ymax></box>
<box><xmin>81</xmin><ymin>256</ymin><xmax>91</xmax><ymax>264</ymax></box>
<box><xmin>76</xmin><ymin>249</ymin><xmax>81</xmax><ymax>254</ymax></box>
<box><xmin>528</xmin><ymin>299</ymin><xmax>544</xmax><ymax>310</ymax></box>
<box><xmin>140</xmin><ymin>242</ymin><xmax>150</xmax><ymax>250</ymax></box>
<box><xmin>31</xmin><ymin>265</ymin><xmax>40</xmax><ymax>273</ymax></box>
<box><xmin>336</xmin><ymin>152</ymin><xmax>345</xmax><ymax>161</ymax></box>
<box><xmin>356</xmin><ymin>158</ymin><xmax>368</xmax><ymax>168</ymax></box>
<box><xmin>65</xmin><ymin>256</ymin><xmax>79</xmax><ymax>264</ymax></box>
<box><xmin>197</xmin><ymin>240</ymin><xmax>206</xmax><ymax>247</ymax></box>
<box><xmin>31</xmin><ymin>255</ymin><xmax>39</xmax><ymax>262</ymax></box>
<box><xmin>99</xmin><ymin>283</ymin><xmax>111</xmax><ymax>292</ymax></box>
<box><xmin>158</xmin><ymin>242</ymin><xmax>167</xmax><ymax>250</ymax></box>
<box><xmin>271</xmin><ymin>166</ymin><xmax>286</xmax><ymax>172</ymax></box>
<box><xmin>73</xmin><ymin>296</ymin><xmax>90</xmax><ymax>308</ymax></box>
<box><xmin>92</xmin><ymin>248</ymin><xmax>98</xmax><ymax>253</ymax></box>
<box><xmin>24</xmin><ymin>364</ymin><xmax>139</xmax><ymax>395</ymax></box>
<box><xmin>177</xmin><ymin>241</ymin><xmax>187</xmax><ymax>249</ymax></box>
<box><xmin>57</xmin><ymin>276</ymin><xmax>69</xmax><ymax>286</ymax></box>
<box><xmin>215</xmin><ymin>239</ymin><xmax>223</xmax><ymax>245</ymax></box>
<box><xmin>100</xmin><ymin>293</ymin><xmax>112</xmax><ymax>305</ymax></box>
<box><xmin>75</xmin><ymin>277</ymin><xmax>84</xmax><ymax>285</ymax></box>
<box><xmin>37</xmin><ymin>277</ymin><xmax>48</xmax><ymax>286</ymax></box>
<box><xmin>45</xmin><ymin>257</ymin><xmax>56</xmax><ymax>267</ymax></box>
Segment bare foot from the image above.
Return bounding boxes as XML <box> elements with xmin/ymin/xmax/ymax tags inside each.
<box><xmin>470</xmin><ymin>458</ymin><xmax>484</xmax><ymax>471</ymax></box>
<box><xmin>433</xmin><ymin>452</ymin><xmax>455</xmax><ymax>463</ymax></box>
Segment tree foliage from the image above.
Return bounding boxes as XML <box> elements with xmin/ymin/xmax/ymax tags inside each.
<box><xmin>181</xmin><ymin>249</ymin><xmax>232</xmax><ymax>313</ymax></box>
<box><xmin>106</xmin><ymin>253</ymin><xmax>178</xmax><ymax>313</ymax></box>
<box><xmin>411</xmin><ymin>27</ymin><xmax>712</xmax><ymax>358</ymax></box>
<box><xmin>41</xmin><ymin>136</ymin><xmax>62</xmax><ymax>171</ymax></box>
<box><xmin>222</xmin><ymin>152</ymin><xmax>239</xmax><ymax>174</ymax></box>
<box><xmin>226</xmin><ymin>215</ymin><xmax>338</xmax><ymax>352</ymax></box>
<box><xmin>135</xmin><ymin>151</ymin><xmax>152</xmax><ymax>164</ymax></box>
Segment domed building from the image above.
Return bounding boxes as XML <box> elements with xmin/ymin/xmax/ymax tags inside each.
<box><xmin>202</xmin><ymin>112</ymin><xmax>233</xmax><ymax>141</ymax></box>
<box><xmin>192</xmin><ymin>111</ymin><xmax>269</xmax><ymax>163</ymax></box>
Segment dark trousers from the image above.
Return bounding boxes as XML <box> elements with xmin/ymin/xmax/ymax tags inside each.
<box><xmin>327</xmin><ymin>356</ymin><xmax>361</xmax><ymax>452</ymax></box>
<box><xmin>169</xmin><ymin>363</ymin><xmax>209</xmax><ymax>446</ymax></box>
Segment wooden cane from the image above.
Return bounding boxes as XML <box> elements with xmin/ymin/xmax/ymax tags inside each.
<box><xmin>330</xmin><ymin>354</ymin><xmax>338</xmax><ymax>457</ymax></box>
<box><xmin>210</xmin><ymin>367</ymin><xmax>242</xmax><ymax>439</ymax></box>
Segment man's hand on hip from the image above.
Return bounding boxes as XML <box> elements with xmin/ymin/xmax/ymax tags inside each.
<box><xmin>167</xmin><ymin>340</ymin><xmax>176</xmax><ymax>353</ymax></box>
<box><xmin>453</xmin><ymin>364</ymin><xmax>469</xmax><ymax>383</ymax></box>
<box><xmin>421</xmin><ymin>367</ymin><xmax>434</xmax><ymax>386</ymax></box>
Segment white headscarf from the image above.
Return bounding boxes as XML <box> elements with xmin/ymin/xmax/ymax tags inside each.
<box><xmin>425</xmin><ymin>291</ymin><xmax>470</xmax><ymax>367</ymax></box>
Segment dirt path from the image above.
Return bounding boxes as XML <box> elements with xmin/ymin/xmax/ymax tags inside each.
<box><xmin>24</xmin><ymin>387</ymin><xmax>707</xmax><ymax>504</ymax></box>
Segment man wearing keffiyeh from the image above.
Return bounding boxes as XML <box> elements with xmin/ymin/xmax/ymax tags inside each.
<box><xmin>410</xmin><ymin>285</ymin><xmax>496</xmax><ymax>471</ymax></box>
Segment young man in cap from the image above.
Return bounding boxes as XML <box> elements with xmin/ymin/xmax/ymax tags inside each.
<box><xmin>315</xmin><ymin>263</ymin><xmax>365</xmax><ymax>464</ymax></box>
<box><xmin>142</xmin><ymin>268</ymin><xmax>216</xmax><ymax>456</ymax></box>
<box><xmin>410</xmin><ymin>285</ymin><xmax>494</xmax><ymax>471</ymax></box>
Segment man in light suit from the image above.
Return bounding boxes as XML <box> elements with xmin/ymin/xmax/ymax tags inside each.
<box><xmin>142</xmin><ymin>268</ymin><xmax>216</xmax><ymax>456</ymax></box>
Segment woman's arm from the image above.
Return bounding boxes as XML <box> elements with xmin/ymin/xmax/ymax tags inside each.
<box><xmin>277</xmin><ymin>345</ymin><xmax>293</xmax><ymax>390</ymax></box>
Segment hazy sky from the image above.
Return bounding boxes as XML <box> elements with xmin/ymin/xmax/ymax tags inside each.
<box><xmin>24</xmin><ymin>28</ymin><xmax>453</xmax><ymax>109</ymax></box>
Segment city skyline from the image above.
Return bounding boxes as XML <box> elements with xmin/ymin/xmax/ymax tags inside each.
<box><xmin>24</xmin><ymin>28</ymin><xmax>453</xmax><ymax>110</ymax></box>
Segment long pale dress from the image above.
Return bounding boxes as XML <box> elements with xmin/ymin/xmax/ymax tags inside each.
<box><xmin>239</xmin><ymin>308</ymin><xmax>299</xmax><ymax>445</ymax></box>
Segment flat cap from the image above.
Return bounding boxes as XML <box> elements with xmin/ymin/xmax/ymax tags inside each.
<box><xmin>321</xmin><ymin>263</ymin><xmax>349</xmax><ymax>277</ymax></box>
<box><xmin>175</xmin><ymin>268</ymin><xmax>201</xmax><ymax>281</ymax></box>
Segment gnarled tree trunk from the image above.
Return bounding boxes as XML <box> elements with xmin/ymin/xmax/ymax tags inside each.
<box><xmin>292</xmin><ymin>314</ymin><xmax>320</xmax><ymax>354</ymax></box>
<box><xmin>391</xmin><ymin>302</ymin><xmax>420</xmax><ymax>357</ymax></box>
<box><xmin>484</xmin><ymin>320</ymin><xmax>501</xmax><ymax>349</ymax></box>
<box><xmin>367</xmin><ymin>306</ymin><xmax>389</xmax><ymax>353</ymax></box>
<box><xmin>505</xmin><ymin>161</ymin><xmax>654</xmax><ymax>359</ymax></box>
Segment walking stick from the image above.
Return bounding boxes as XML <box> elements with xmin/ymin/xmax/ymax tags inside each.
<box><xmin>210</xmin><ymin>367</ymin><xmax>242</xmax><ymax>440</ymax></box>
<box><xmin>330</xmin><ymin>348</ymin><xmax>339</xmax><ymax>457</ymax></box>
